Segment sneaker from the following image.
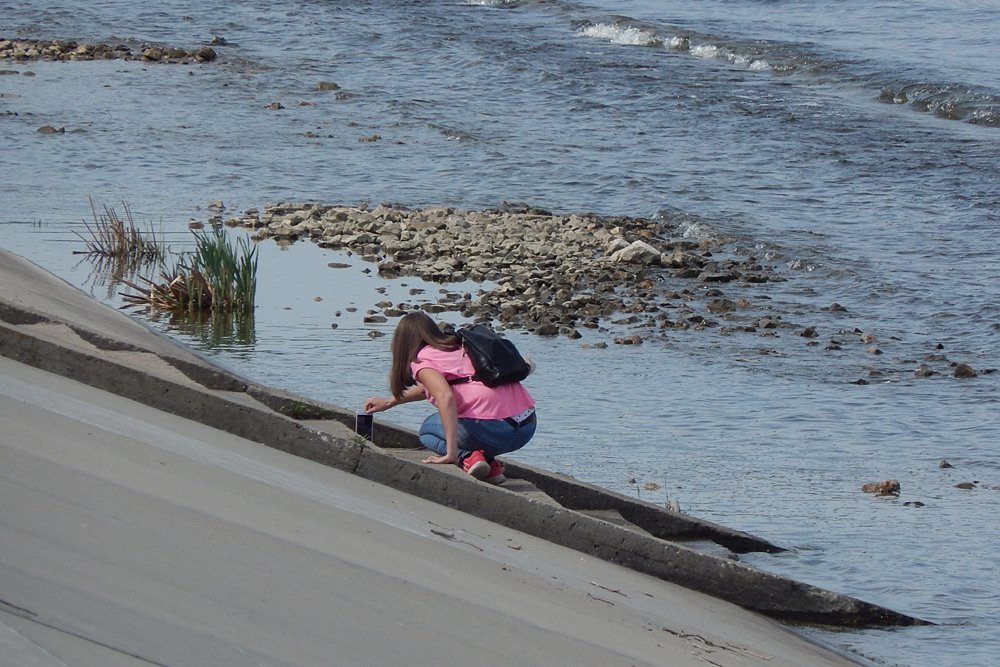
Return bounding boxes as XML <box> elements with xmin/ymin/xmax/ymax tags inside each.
<box><xmin>485</xmin><ymin>460</ymin><xmax>506</xmax><ymax>485</ymax></box>
<box><xmin>463</xmin><ymin>451</ymin><xmax>490</xmax><ymax>480</ymax></box>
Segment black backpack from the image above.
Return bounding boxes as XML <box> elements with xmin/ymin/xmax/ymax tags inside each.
<box><xmin>447</xmin><ymin>324</ymin><xmax>531</xmax><ymax>388</ymax></box>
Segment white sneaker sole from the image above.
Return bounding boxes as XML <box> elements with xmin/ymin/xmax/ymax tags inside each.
<box><xmin>465</xmin><ymin>460</ymin><xmax>490</xmax><ymax>479</ymax></box>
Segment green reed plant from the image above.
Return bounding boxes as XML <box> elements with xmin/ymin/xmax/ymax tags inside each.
<box><xmin>122</xmin><ymin>226</ymin><xmax>258</xmax><ymax>316</ymax></box>
<box><xmin>185</xmin><ymin>226</ymin><xmax>258</xmax><ymax>314</ymax></box>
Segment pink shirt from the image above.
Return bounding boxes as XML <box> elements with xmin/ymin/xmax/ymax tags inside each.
<box><xmin>411</xmin><ymin>345</ymin><xmax>535</xmax><ymax>420</ymax></box>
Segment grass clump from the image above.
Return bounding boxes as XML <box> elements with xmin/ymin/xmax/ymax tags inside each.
<box><xmin>74</xmin><ymin>199</ymin><xmax>163</xmax><ymax>267</ymax></box>
<box><xmin>123</xmin><ymin>226</ymin><xmax>258</xmax><ymax>315</ymax></box>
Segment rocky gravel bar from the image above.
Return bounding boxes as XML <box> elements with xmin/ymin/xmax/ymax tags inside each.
<box><xmin>220</xmin><ymin>201</ymin><xmax>783</xmax><ymax>343</ymax></box>
<box><xmin>0</xmin><ymin>38</ymin><xmax>217</xmax><ymax>64</ymax></box>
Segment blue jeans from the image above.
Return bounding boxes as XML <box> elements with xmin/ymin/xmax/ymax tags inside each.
<box><xmin>419</xmin><ymin>412</ymin><xmax>536</xmax><ymax>462</ymax></box>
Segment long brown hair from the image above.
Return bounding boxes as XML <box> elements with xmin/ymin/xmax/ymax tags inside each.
<box><xmin>389</xmin><ymin>311</ymin><xmax>461</xmax><ymax>398</ymax></box>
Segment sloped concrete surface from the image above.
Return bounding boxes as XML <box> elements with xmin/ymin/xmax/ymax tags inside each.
<box><xmin>0</xmin><ymin>248</ymin><xmax>926</xmax><ymax>663</ymax></box>
<box><xmin>0</xmin><ymin>353</ymin><xmax>861</xmax><ymax>667</ymax></box>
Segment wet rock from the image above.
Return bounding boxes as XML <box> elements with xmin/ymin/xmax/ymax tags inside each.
<box><xmin>534</xmin><ymin>323</ymin><xmax>559</xmax><ymax>336</ymax></box>
<box><xmin>37</xmin><ymin>125</ymin><xmax>65</xmax><ymax>134</ymax></box>
<box><xmin>799</xmin><ymin>326</ymin><xmax>819</xmax><ymax>338</ymax></box>
<box><xmin>914</xmin><ymin>364</ymin><xmax>935</xmax><ymax>377</ymax></box>
<box><xmin>938</xmin><ymin>459</ymin><xmax>953</xmax><ymax>468</ymax></box>
<box><xmin>903</xmin><ymin>501</ymin><xmax>925</xmax><ymax>507</ymax></box>
<box><xmin>699</xmin><ymin>272</ymin><xmax>734</xmax><ymax>283</ymax></box>
<box><xmin>706</xmin><ymin>298</ymin><xmax>736</xmax><ymax>314</ymax></box>
<box><xmin>861</xmin><ymin>479</ymin><xmax>900</xmax><ymax>496</ymax></box>
<box><xmin>823</xmin><ymin>302</ymin><xmax>848</xmax><ymax>312</ymax></box>
<box><xmin>953</xmin><ymin>363</ymin><xmax>977</xmax><ymax>378</ymax></box>
<box><xmin>955</xmin><ymin>481</ymin><xmax>977</xmax><ymax>490</ymax></box>
<box><xmin>614</xmin><ymin>334</ymin><xmax>643</xmax><ymax>345</ymax></box>
<box><xmin>316</xmin><ymin>81</ymin><xmax>340</xmax><ymax>91</ymax></box>
<box><xmin>673</xmin><ymin>268</ymin><xmax>700</xmax><ymax>279</ymax></box>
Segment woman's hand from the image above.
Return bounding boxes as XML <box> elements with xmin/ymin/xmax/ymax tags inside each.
<box><xmin>363</xmin><ymin>396</ymin><xmax>393</xmax><ymax>413</ymax></box>
<box><xmin>422</xmin><ymin>453</ymin><xmax>458</xmax><ymax>465</ymax></box>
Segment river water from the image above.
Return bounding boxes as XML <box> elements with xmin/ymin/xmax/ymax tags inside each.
<box><xmin>1</xmin><ymin>1</ymin><xmax>998</xmax><ymax>665</ymax></box>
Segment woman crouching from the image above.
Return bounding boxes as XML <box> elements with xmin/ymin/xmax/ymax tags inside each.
<box><xmin>363</xmin><ymin>312</ymin><xmax>536</xmax><ymax>484</ymax></box>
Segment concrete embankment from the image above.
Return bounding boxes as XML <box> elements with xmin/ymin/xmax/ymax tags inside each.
<box><xmin>0</xmin><ymin>248</ymin><xmax>926</xmax><ymax>663</ymax></box>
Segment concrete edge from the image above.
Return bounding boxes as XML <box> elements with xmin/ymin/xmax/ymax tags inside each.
<box><xmin>0</xmin><ymin>306</ymin><xmax>931</xmax><ymax>627</ymax></box>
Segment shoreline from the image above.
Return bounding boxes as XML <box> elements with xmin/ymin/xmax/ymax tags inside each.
<box><xmin>0</xmin><ymin>246</ymin><xmax>928</xmax><ymax>634</ymax></box>
<box><xmin>0</xmin><ymin>244</ymin><xmax>882</xmax><ymax>665</ymax></box>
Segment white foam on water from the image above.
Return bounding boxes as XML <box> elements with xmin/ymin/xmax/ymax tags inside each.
<box><xmin>578</xmin><ymin>23</ymin><xmax>659</xmax><ymax>47</ymax></box>
<box><xmin>690</xmin><ymin>43</ymin><xmax>720</xmax><ymax>59</ymax></box>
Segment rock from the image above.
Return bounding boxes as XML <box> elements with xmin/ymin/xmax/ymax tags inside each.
<box><xmin>938</xmin><ymin>459</ymin><xmax>953</xmax><ymax>468</ymax></box>
<box><xmin>861</xmin><ymin>480</ymin><xmax>900</xmax><ymax>496</ymax></box>
<box><xmin>316</xmin><ymin>81</ymin><xmax>340</xmax><ymax>91</ymax></box>
<box><xmin>955</xmin><ymin>481</ymin><xmax>977</xmax><ymax>490</ymax></box>
<box><xmin>799</xmin><ymin>326</ymin><xmax>819</xmax><ymax>338</ymax></box>
<box><xmin>953</xmin><ymin>363</ymin><xmax>977</xmax><ymax>378</ymax></box>
<box><xmin>37</xmin><ymin>125</ymin><xmax>65</xmax><ymax>134</ymax></box>
<box><xmin>534</xmin><ymin>323</ymin><xmax>559</xmax><ymax>336</ymax></box>
<box><xmin>609</xmin><ymin>240</ymin><xmax>661</xmax><ymax>265</ymax></box>
<box><xmin>914</xmin><ymin>364</ymin><xmax>934</xmax><ymax>377</ymax></box>
<box><xmin>706</xmin><ymin>298</ymin><xmax>736</xmax><ymax>314</ymax></box>
<box><xmin>699</xmin><ymin>272</ymin><xmax>734</xmax><ymax>283</ymax></box>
